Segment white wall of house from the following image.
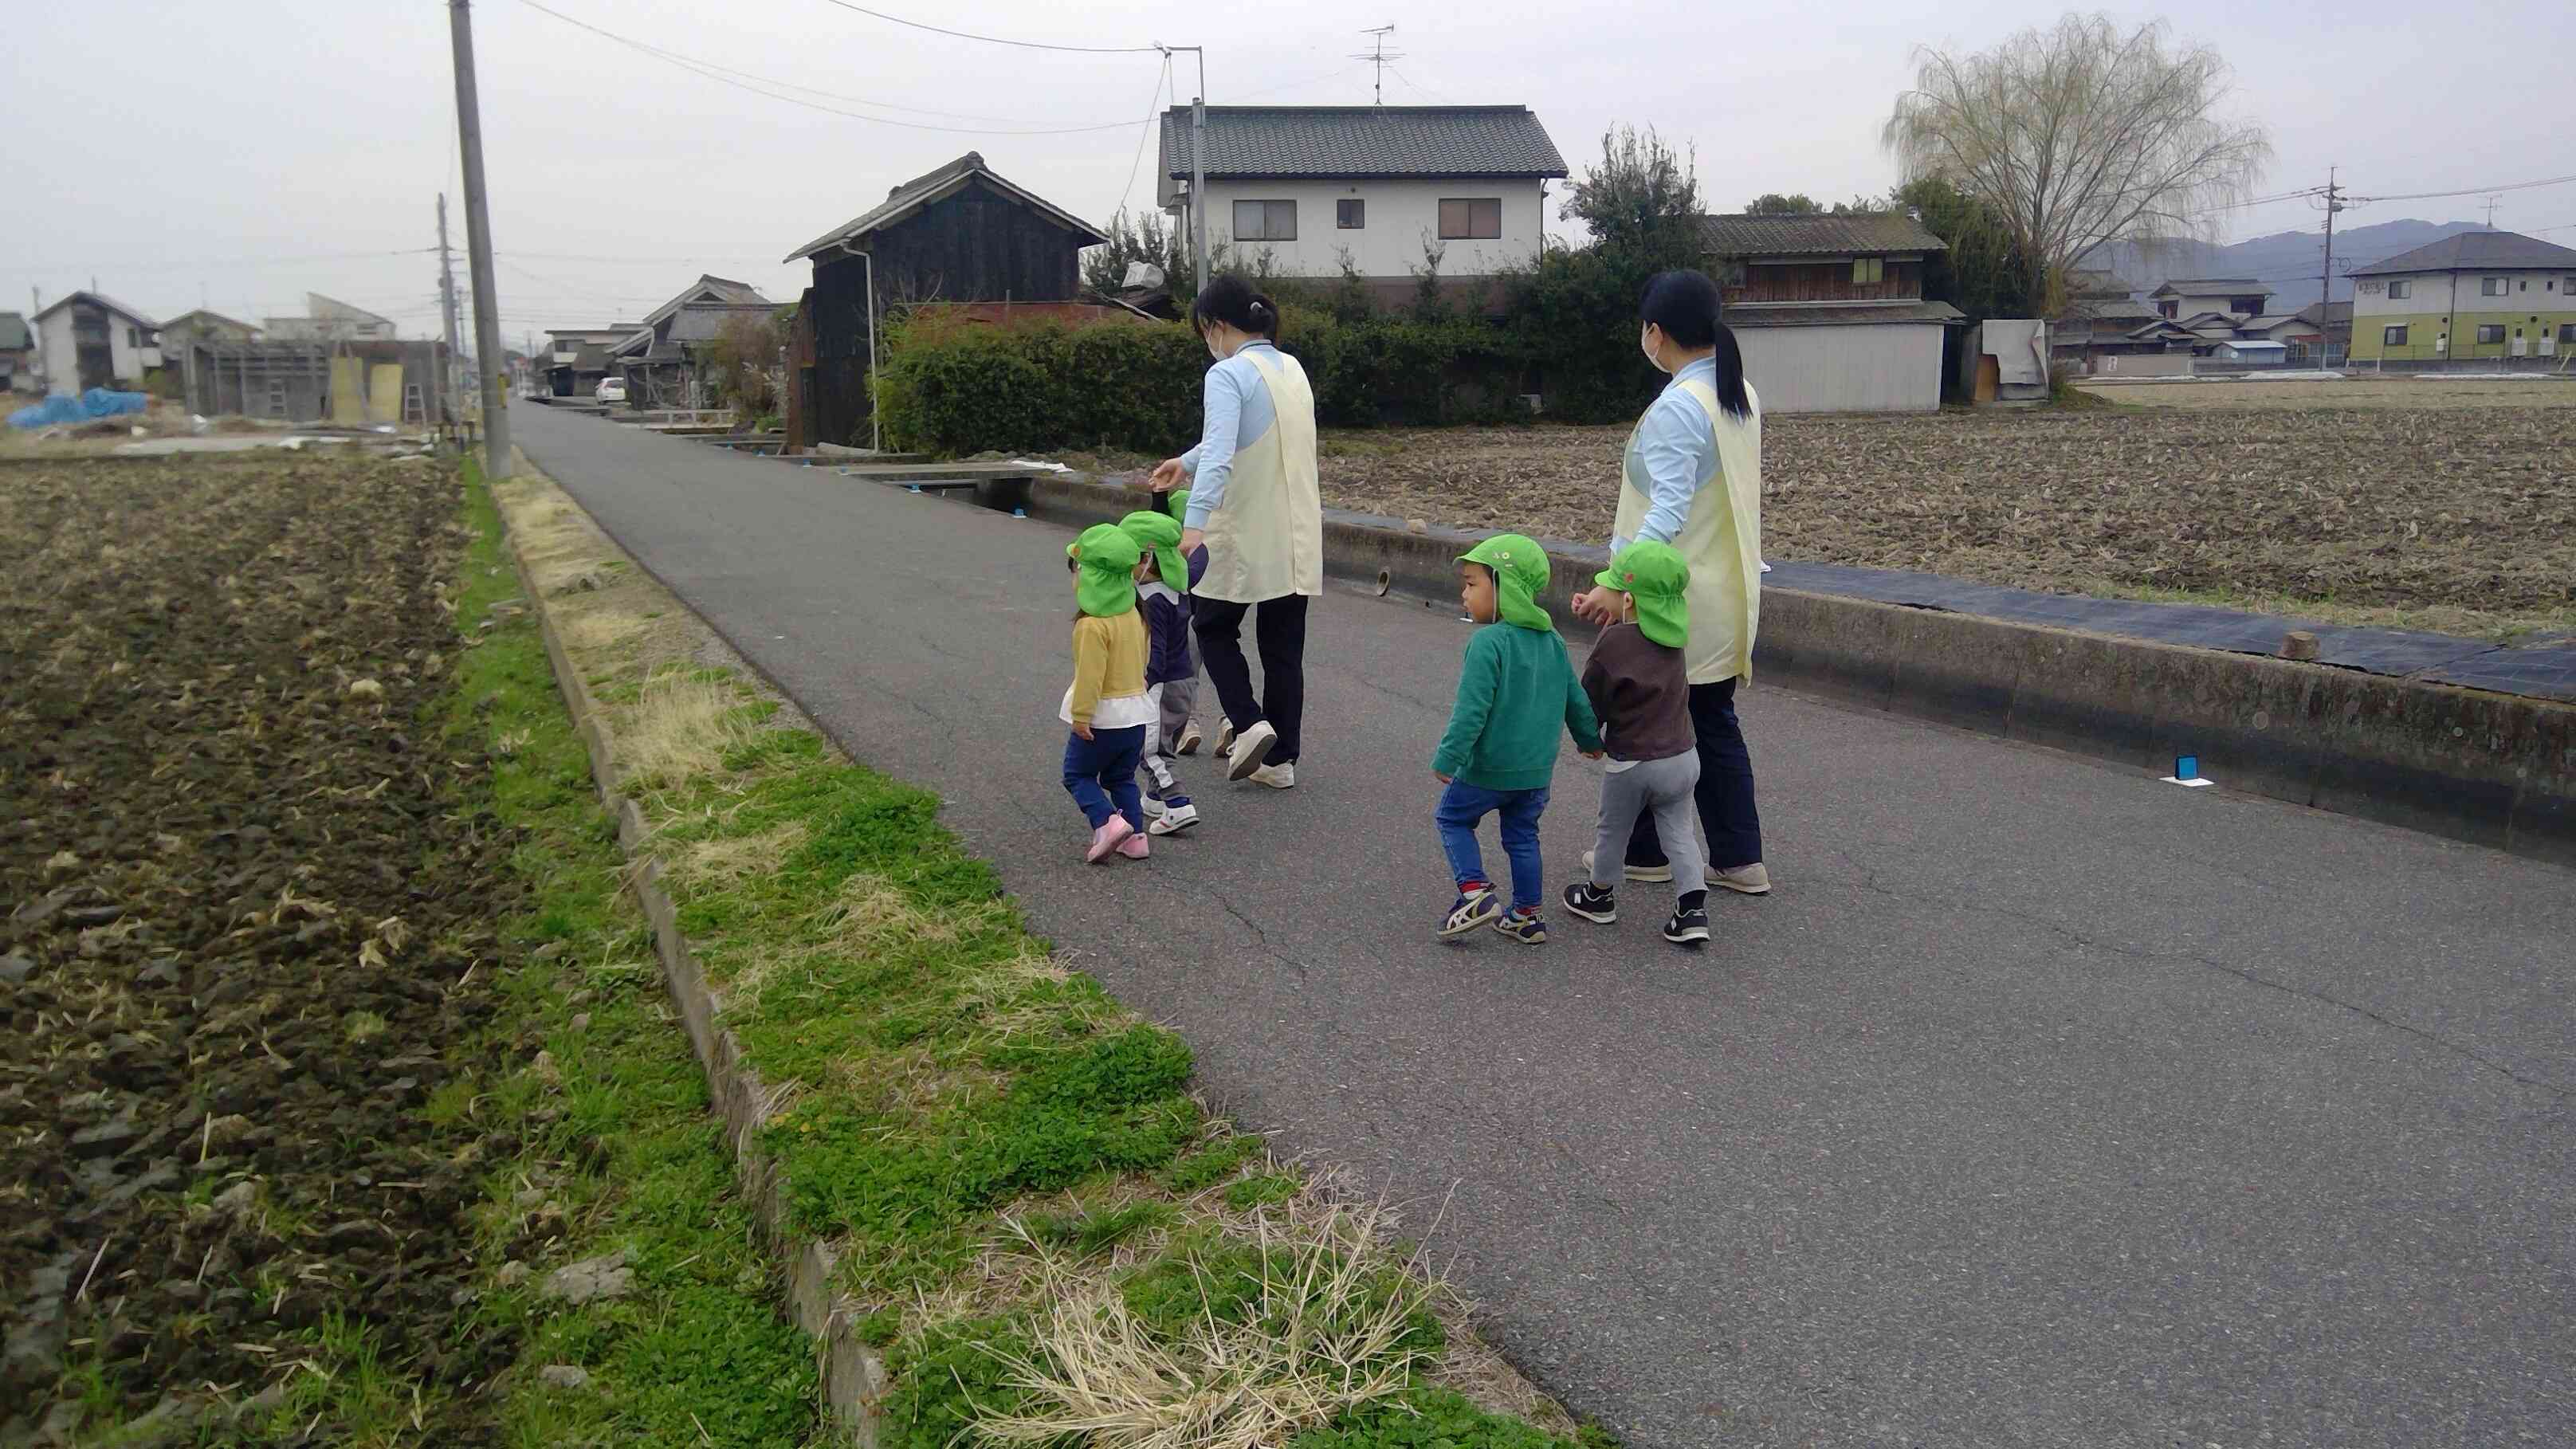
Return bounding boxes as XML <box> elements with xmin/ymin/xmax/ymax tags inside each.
<box><xmin>2349</xmin><ymin>267</ymin><xmax>2576</xmax><ymax>315</ymax></box>
<box><xmin>1734</xmin><ymin>324</ymin><xmax>1946</xmax><ymax>414</ymax></box>
<box><xmin>37</xmin><ymin>306</ymin><xmax>159</xmax><ymax>395</ymax></box>
<box><xmin>1180</xmin><ymin>178</ymin><xmax>1547</xmax><ymax>278</ymax></box>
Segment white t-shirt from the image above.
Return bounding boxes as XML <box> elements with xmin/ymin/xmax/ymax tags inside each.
<box><xmin>1061</xmin><ymin>686</ymin><xmax>1156</xmax><ymax>731</ymax></box>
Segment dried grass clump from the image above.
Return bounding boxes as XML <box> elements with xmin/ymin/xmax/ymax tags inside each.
<box><xmin>977</xmin><ymin>1203</ymin><xmax>1431</xmax><ymax>1448</ymax></box>
<box><xmin>615</xmin><ymin>673</ymin><xmax>758</xmax><ymax>788</ymax></box>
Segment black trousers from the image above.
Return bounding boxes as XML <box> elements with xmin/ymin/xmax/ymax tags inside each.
<box><xmin>1628</xmin><ymin>678</ymin><xmax>1763</xmax><ymax>871</ymax></box>
<box><xmin>1192</xmin><ymin>594</ymin><xmax>1308</xmax><ymax>764</ymax></box>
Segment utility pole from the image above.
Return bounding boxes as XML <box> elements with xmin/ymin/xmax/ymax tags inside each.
<box><xmin>437</xmin><ymin>194</ymin><xmax>463</xmax><ymax>446</ymax></box>
<box><xmin>1160</xmin><ymin>45</ymin><xmax>1208</xmax><ymax>296</ymax></box>
<box><xmin>1354</xmin><ymin>26</ymin><xmax>1400</xmax><ymax>107</ymax></box>
<box><xmin>448</xmin><ymin>0</ymin><xmax>512</xmax><ymax>478</ymax></box>
<box><xmin>2319</xmin><ymin>167</ymin><xmax>2342</xmax><ymax>364</ymax></box>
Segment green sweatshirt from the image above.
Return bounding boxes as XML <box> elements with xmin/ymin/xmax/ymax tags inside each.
<box><xmin>1433</xmin><ymin>622</ymin><xmax>1603</xmax><ymax>791</ymax></box>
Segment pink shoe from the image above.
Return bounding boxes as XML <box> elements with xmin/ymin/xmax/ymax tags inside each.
<box><xmin>1116</xmin><ymin>831</ymin><xmax>1150</xmax><ymax>860</ymax></box>
<box><xmin>1086</xmin><ymin>815</ymin><xmax>1136</xmax><ymax>862</ymax></box>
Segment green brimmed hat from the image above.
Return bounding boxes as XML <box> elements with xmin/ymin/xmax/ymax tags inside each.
<box><xmin>1117</xmin><ymin>509</ymin><xmax>1188</xmax><ymax>592</ymax></box>
<box><xmin>1158</xmin><ymin>483</ymin><xmax>1191</xmax><ymax>524</ymax></box>
<box><xmin>1595</xmin><ymin>540</ymin><xmax>1690</xmax><ymax>648</ymax></box>
<box><xmin>1067</xmin><ymin>524</ymin><xmax>1141</xmax><ymax>618</ymax></box>
<box><xmin>1459</xmin><ymin>533</ymin><xmax>1553</xmax><ymax>631</ymax></box>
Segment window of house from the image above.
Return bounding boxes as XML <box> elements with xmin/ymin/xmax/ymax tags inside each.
<box><xmin>265</xmin><ymin>379</ymin><xmax>286</xmax><ymax>417</ymax></box>
<box><xmin>2562</xmin><ymin>324</ymin><xmax>2576</xmax><ymax>344</ymax></box>
<box><xmin>126</xmin><ymin>327</ymin><xmax>139</xmax><ymax>348</ymax></box>
<box><xmin>1231</xmin><ymin>200</ymin><xmax>1297</xmax><ymax>242</ymax></box>
<box><xmin>2383</xmin><ymin>325</ymin><xmax>2409</xmax><ymax>347</ymax></box>
<box><xmin>1336</xmin><ymin>199</ymin><xmax>1365</xmax><ymax>230</ymax></box>
<box><xmin>2476</xmin><ymin>324</ymin><xmax>2506</xmax><ymax>344</ymax></box>
<box><xmin>1851</xmin><ymin>257</ymin><xmax>1885</xmax><ymax>285</ymax></box>
<box><xmin>2158</xmin><ymin>300</ymin><xmax>2178</xmax><ymax>319</ymax></box>
<box><xmin>2387</xmin><ymin>279</ymin><xmax>2411</xmax><ymax>299</ymax></box>
<box><xmin>2480</xmin><ymin>277</ymin><xmax>2508</xmax><ymax>296</ymax></box>
<box><xmin>1437</xmin><ymin>198</ymin><xmax>1502</xmax><ymax>240</ymax></box>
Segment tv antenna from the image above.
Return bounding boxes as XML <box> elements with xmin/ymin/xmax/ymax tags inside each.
<box><xmin>1354</xmin><ymin>26</ymin><xmax>1402</xmax><ymax>106</ymax></box>
<box><xmin>2483</xmin><ymin>194</ymin><xmax>2503</xmax><ymax>229</ymax></box>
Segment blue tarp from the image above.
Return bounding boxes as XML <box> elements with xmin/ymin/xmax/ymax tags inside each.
<box><xmin>8</xmin><ymin>387</ymin><xmax>151</xmax><ymax>430</ymax></box>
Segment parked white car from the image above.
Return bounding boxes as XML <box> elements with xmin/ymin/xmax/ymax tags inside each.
<box><xmin>595</xmin><ymin>377</ymin><xmax>627</xmax><ymax>406</ymax></box>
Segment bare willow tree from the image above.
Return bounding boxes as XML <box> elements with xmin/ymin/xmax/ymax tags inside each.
<box><xmin>1883</xmin><ymin>13</ymin><xmax>2271</xmax><ymax>312</ymax></box>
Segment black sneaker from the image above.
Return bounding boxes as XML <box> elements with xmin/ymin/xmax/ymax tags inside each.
<box><xmin>1493</xmin><ymin>910</ymin><xmax>1549</xmax><ymax>945</ymax></box>
<box><xmin>1562</xmin><ymin>881</ymin><xmax>1616</xmax><ymax>925</ymax></box>
<box><xmin>1663</xmin><ymin>900</ymin><xmax>1711</xmax><ymax>945</ymax></box>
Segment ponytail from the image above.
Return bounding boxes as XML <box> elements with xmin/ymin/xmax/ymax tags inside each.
<box><xmin>1192</xmin><ymin>274</ymin><xmax>1281</xmax><ymax>342</ymax></box>
<box><xmin>1640</xmin><ymin>269</ymin><xmax>1751</xmax><ymax>418</ymax></box>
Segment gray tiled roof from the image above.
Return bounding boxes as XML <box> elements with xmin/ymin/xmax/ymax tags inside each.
<box><xmin>2352</xmin><ymin>230</ymin><xmax>2576</xmax><ymax>275</ymax></box>
<box><xmin>2149</xmin><ymin>277</ymin><xmax>2265</xmax><ymax>294</ymax></box>
<box><xmin>667</xmin><ymin>303</ymin><xmax>779</xmax><ymax>343</ymax></box>
<box><xmin>784</xmin><ymin>151</ymin><xmax>1105</xmax><ymax>262</ymax></box>
<box><xmin>1726</xmin><ymin>300</ymin><xmax>1965</xmax><ymax>328</ymax></box>
<box><xmin>1697</xmin><ymin>213</ymin><xmax>1948</xmax><ymax>257</ymax></box>
<box><xmin>1160</xmin><ymin>107</ymin><xmax>1566</xmax><ymax>180</ymax></box>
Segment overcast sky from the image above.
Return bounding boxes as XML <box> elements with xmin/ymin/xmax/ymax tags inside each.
<box><xmin>8</xmin><ymin>0</ymin><xmax>2570</xmax><ymax>341</ymax></box>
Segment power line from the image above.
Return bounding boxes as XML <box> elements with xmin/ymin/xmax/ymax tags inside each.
<box><xmin>512</xmin><ymin>0</ymin><xmax>1154</xmax><ymax>135</ymax></box>
<box><xmin>2347</xmin><ymin>171</ymin><xmax>2576</xmax><ymax>204</ymax></box>
<box><xmin>1117</xmin><ymin>56</ymin><xmax>1173</xmax><ymax>218</ymax></box>
<box><xmin>2</xmin><ymin>248</ymin><xmax>437</xmax><ymax>275</ymax></box>
<box><xmin>810</xmin><ymin>0</ymin><xmax>1161</xmax><ymax>54</ymax></box>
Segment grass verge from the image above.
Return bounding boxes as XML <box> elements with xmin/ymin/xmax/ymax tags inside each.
<box><xmin>445</xmin><ymin>461</ymin><xmax>820</xmax><ymax>1447</ymax></box>
<box><xmin>484</xmin><ymin>460</ymin><xmax>1603</xmax><ymax>1447</ymax></box>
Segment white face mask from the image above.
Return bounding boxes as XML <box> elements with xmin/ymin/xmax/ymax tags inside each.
<box><xmin>1639</xmin><ymin>323</ymin><xmax>1667</xmax><ymax>374</ymax></box>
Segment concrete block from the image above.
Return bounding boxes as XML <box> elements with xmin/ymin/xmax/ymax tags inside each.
<box><xmin>1883</xmin><ymin>607</ymin><xmax>2028</xmax><ymax>733</ymax></box>
<box><xmin>2306</xmin><ymin>673</ymin><xmax>2562</xmax><ymax>854</ymax></box>
<box><xmin>2135</xmin><ymin>645</ymin><xmax>2325</xmax><ymax>811</ymax></box>
<box><xmin>1750</xmin><ymin>590</ymin><xmax>1896</xmax><ymax>713</ymax></box>
<box><xmin>2003</xmin><ymin>629</ymin><xmax>2162</xmax><ymax>770</ymax></box>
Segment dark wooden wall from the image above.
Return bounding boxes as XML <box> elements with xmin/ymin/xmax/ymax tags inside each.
<box><xmin>1726</xmin><ymin>260</ymin><xmax>1922</xmax><ymax>306</ymax></box>
<box><xmin>802</xmin><ymin>178</ymin><xmax>1093</xmax><ymax>449</ymax></box>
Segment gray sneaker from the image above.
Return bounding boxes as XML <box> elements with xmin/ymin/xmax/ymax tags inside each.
<box><xmin>1581</xmin><ymin>849</ymin><xmax>1672</xmax><ymax>884</ymax></box>
<box><xmin>1714</xmin><ymin>862</ymin><xmax>1772</xmax><ymax>896</ymax></box>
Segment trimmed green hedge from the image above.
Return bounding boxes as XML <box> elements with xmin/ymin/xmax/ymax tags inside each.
<box><xmin>874</xmin><ymin>305</ymin><xmax>1545</xmax><ymax>457</ymax></box>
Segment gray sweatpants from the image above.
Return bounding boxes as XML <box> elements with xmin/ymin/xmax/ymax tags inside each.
<box><xmin>1590</xmin><ymin>753</ymin><xmax>1706</xmax><ymax>897</ymax></box>
<box><xmin>1156</xmin><ymin>675</ymin><xmax>1198</xmax><ymax>757</ymax></box>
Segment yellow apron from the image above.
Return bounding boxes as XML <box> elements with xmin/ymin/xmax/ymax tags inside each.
<box><xmin>1612</xmin><ymin>379</ymin><xmax>1763</xmax><ymax>685</ymax></box>
<box><xmin>1196</xmin><ymin>347</ymin><xmax>1323</xmax><ymax>604</ymax></box>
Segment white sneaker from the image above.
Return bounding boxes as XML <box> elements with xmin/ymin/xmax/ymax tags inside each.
<box><xmin>1141</xmin><ymin>791</ymin><xmax>1170</xmax><ymax>819</ymax></box>
<box><xmin>1581</xmin><ymin>849</ymin><xmax>1673</xmax><ymax>884</ymax></box>
<box><xmin>1248</xmin><ymin>762</ymin><xmax>1294</xmax><ymax>790</ymax></box>
<box><xmin>1176</xmin><ymin>724</ymin><xmax>1204</xmax><ymax>756</ymax></box>
<box><xmin>1147</xmin><ymin>802</ymin><xmax>1200</xmax><ymax>835</ymax></box>
<box><xmin>1214</xmin><ymin>718</ymin><xmax>1236</xmax><ymax>756</ymax></box>
<box><xmin>1225</xmin><ymin>721</ymin><xmax>1277</xmax><ymax>781</ymax></box>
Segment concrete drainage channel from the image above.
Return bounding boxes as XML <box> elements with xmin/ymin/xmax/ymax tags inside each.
<box><xmin>1015</xmin><ymin>471</ymin><xmax>2576</xmax><ymax>868</ymax></box>
<box><xmin>497</xmin><ymin>492</ymin><xmax>888</xmax><ymax>1437</ymax></box>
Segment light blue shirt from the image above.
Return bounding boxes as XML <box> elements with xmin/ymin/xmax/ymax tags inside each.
<box><xmin>1614</xmin><ymin>355</ymin><xmax>1720</xmax><ymax>550</ymax></box>
<box><xmin>1175</xmin><ymin>340</ymin><xmax>1279</xmax><ymax>530</ymax></box>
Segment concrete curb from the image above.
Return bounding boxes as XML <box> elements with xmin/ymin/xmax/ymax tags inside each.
<box><xmin>498</xmin><ymin>499</ymin><xmax>886</xmax><ymax>1443</ymax></box>
<box><xmin>1028</xmin><ymin>474</ymin><xmax>2575</xmax><ymax>868</ymax></box>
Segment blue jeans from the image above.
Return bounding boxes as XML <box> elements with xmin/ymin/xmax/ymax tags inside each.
<box><xmin>1063</xmin><ymin>725</ymin><xmax>1148</xmax><ymax>831</ymax></box>
<box><xmin>1435</xmin><ymin>780</ymin><xmax>1550</xmax><ymax>913</ymax></box>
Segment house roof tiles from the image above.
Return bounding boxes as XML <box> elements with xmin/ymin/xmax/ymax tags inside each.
<box><xmin>784</xmin><ymin>152</ymin><xmax>1105</xmax><ymax>262</ymax></box>
<box><xmin>1726</xmin><ymin>300</ymin><xmax>1965</xmax><ymax>328</ymax></box>
<box><xmin>1159</xmin><ymin>106</ymin><xmax>1567</xmax><ymax>180</ymax></box>
<box><xmin>2352</xmin><ymin>229</ymin><xmax>2576</xmax><ymax>275</ymax></box>
<box><xmin>1697</xmin><ymin>213</ymin><xmax>1948</xmax><ymax>257</ymax></box>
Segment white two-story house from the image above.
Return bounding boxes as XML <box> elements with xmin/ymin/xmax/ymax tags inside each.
<box><xmin>1159</xmin><ymin>105</ymin><xmax>1567</xmax><ymax>310</ymax></box>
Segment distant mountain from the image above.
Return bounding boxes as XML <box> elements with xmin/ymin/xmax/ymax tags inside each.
<box><xmin>2083</xmin><ymin>220</ymin><xmax>2488</xmax><ymax>312</ymax></box>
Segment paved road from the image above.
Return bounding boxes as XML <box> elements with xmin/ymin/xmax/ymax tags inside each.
<box><xmin>516</xmin><ymin>406</ymin><xmax>2573</xmax><ymax>1449</ymax></box>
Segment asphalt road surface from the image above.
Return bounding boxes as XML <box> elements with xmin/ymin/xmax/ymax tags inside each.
<box><xmin>516</xmin><ymin>406</ymin><xmax>2572</xmax><ymax>1449</ymax></box>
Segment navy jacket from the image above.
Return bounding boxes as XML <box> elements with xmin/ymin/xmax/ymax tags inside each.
<box><xmin>1141</xmin><ymin>546</ymin><xmax>1207</xmax><ymax>685</ymax></box>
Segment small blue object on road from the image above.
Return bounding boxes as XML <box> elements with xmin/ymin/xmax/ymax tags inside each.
<box><xmin>2175</xmin><ymin>754</ymin><xmax>2198</xmax><ymax>780</ymax></box>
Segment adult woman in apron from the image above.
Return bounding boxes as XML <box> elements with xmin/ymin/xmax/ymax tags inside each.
<box><xmin>1146</xmin><ymin>277</ymin><xmax>1323</xmax><ymax>788</ymax></box>
<box><xmin>1571</xmin><ymin>269</ymin><xmax>1771</xmax><ymax>895</ymax></box>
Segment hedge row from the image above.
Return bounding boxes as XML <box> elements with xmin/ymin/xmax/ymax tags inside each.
<box><xmin>873</xmin><ymin>247</ymin><xmax>1683</xmax><ymax>457</ymax></box>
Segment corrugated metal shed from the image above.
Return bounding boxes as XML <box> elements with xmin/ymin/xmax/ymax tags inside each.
<box><xmin>1736</xmin><ymin>323</ymin><xmax>1948</xmax><ymax>414</ymax></box>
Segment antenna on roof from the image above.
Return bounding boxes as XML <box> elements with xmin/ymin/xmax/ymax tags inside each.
<box><xmin>1353</xmin><ymin>26</ymin><xmax>1400</xmax><ymax>107</ymax></box>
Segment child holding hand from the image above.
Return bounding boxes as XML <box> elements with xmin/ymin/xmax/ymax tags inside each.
<box><xmin>1432</xmin><ymin>534</ymin><xmax>1603</xmax><ymax>944</ymax></box>
<box><xmin>1117</xmin><ymin>510</ymin><xmax>1202</xmax><ymax>835</ymax></box>
<box><xmin>1562</xmin><ymin>540</ymin><xmax>1711</xmax><ymax>944</ymax></box>
<box><xmin>1061</xmin><ymin>524</ymin><xmax>1153</xmax><ymax>862</ymax></box>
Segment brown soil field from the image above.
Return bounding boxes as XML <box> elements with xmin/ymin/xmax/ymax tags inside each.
<box><xmin>1</xmin><ymin>454</ymin><xmax>521</xmax><ymax>1434</ymax></box>
<box><xmin>2080</xmin><ymin>377</ymin><xmax>2576</xmax><ymax>410</ymax></box>
<box><xmin>1318</xmin><ymin>400</ymin><xmax>2576</xmax><ymax>638</ymax></box>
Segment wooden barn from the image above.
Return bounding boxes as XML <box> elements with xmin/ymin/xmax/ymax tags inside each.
<box><xmin>779</xmin><ymin>152</ymin><xmax>1107</xmax><ymax>450</ymax></box>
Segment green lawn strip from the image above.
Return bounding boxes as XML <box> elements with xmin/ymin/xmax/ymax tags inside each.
<box><xmin>447</xmin><ymin>461</ymin><xmax>819</xmax><ymax>1447</ymax></box>
<box><xmin>512</xmin><ymin>525</ymin><xmax>1586</xmax><ymax>1445</ymax></box>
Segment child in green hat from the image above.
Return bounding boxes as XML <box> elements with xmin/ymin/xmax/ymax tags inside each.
<box><xmin>1061</xmin><ymin>524</ymin><xmax>1153</xmax><ymax>863</ymax></box>
<box><xmin>1564</xmin><ymin>540</ymin><xmax>1710</xmax><ymax>944</ymax></box>
<box><xmin>1432</xmin><ymin>533</ymin><xmax>1604</xmax><ymax>944</ymax></box>
<box><xmin>1117</xmin><ymin>510</ymin><xmax>1203</xmax><ymax>835</ymax></box>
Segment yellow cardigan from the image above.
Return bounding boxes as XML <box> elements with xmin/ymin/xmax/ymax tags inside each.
<box><xmin>1068</xmin><ymin>611</ymin><xmax>1148</xmax><ymax>726</ymax></box>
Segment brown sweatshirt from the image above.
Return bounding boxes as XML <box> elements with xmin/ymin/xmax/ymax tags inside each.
<box><xmin>1581</xmin><ymin>623</ymin><xmax>1694</xmax><ymax>763</ymax></box>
